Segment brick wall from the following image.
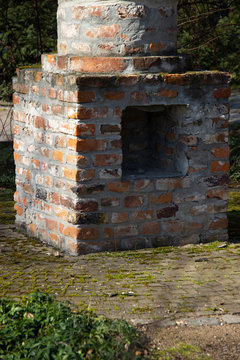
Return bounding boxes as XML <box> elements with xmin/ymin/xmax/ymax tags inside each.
<box><xmin>13</xmin><ymin>68</ymin><xmax>230</xmax><ymax>254</ymax></box>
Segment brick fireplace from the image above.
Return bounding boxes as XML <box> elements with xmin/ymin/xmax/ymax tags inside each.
<box><xmin>13</xmin><ymin>0</ymin><xmax>231</xmax><ymax>254</ymax></box>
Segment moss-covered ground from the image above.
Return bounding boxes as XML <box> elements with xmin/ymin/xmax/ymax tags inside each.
<box><xmin>1</xmin><ymin>187</ymin><xmax>240</xmax><ymax>327</ymax></box>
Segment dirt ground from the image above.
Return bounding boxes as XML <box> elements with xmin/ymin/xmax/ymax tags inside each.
<box><xmin>143</xmin><ymin>323</ymin><xmax>240</xmax><ymax>359</ymax></box>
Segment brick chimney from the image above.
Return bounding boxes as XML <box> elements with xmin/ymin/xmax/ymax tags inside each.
<box><xmin>13</xmin><ymin>0</ymin><xmax>230</xmax><ymax>254</ymax></box>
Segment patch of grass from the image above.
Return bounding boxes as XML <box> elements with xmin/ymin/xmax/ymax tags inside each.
<box><xmin>0</xmin><ymin>291</ymin><xmax>149</xmax><ymax>359</ymax></box>
<box><xmin>155</xmin><ymin>342</ymin><xmax>213</xmax><ymax>360</ymax></box>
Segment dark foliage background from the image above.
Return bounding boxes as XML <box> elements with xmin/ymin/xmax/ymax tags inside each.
<box><xmin>0</xmin><ymin>0</ymin><xmax>239</xmax><ymax>102</ymax></box>
<box><xmin>0</xmin><ymin>0</ymin><xmax>57</xmax><ymax>101</ymax></box>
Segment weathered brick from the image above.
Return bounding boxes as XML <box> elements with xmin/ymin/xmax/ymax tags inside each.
<box><xmin>54</xmin><ymin>206</ymin><xmax>68</xmax><ymax>220</ymax></box>
<box><xmin>209</xmin><ymin>217</ymin><xmax>228</xmax><ymax>230</ymax></box>
<box><xmin>49</xmin><ymin>192</ymin><xmax>60</xmax><ymax>205</ymax></box>
<box><xmin>86</xmin><ymin>24</ymin><xmax>120</xmax><ymax>39</ymax></box>
<box><xmin>116</xmin><ymin>225</ymin><xmax>138</xmax><ymax>237</ymax></box>
<box><xmin>94</xmin><ymin>153</ymin><xmax>122</xmax><ymax>166</ymax></box>
<box><xmin>100</xmin><ymin>124</ymin><xmax>121</xmax><ymax>134</ymax></box>
<box><xmin>13</xmin><ymin>94</ymin><xmax>20</xmax><ymax>104</ymax></box>
<box><xmin>34</xmin><ymin>116</ymin><xmax>45</xmax><ymax>130</ymax></box>
<box><xmin>211</xmin><ymin>147</ymin><xmax>230</xmax><ymax>158</ymax></box>
<box><xmin>142</xmin><ymin>222</ymin><xmax>160</xmax><ymax>235</ymax></box>
<box><xmin>211</xmin><ymin>161</ymin><xmax>230</xmax><ymax>172</ymax></box>
<box><xmin>66</xmin><ymin>154</ymin><xmax>87</xmax><ymax>166</ymax></box>
<box><xmin>213</xmin><ymin>87</ymin><xmax>231</xmax><ymax>99</ymax></box>
<box><xmin>14</xmin><ymin>203</ymin><xmax>23</xmax><ymax>216</ymax></box>
<box><xmin>104</xmin><ymin>91</ymin><xmax>124</xmax><ymax>100</ymax></box>
<box><xmin>124</xmin><ymin>195</ymin><xmax>145</xmax><ymax>208</ymax></box>
<box><xmin>70</xmin><ymin>57</ymin><xmax>125</xmax><ymax>73</ymax></box>
<box><xmin>52</xmin><ymin>150</ymin><xmax>64</xmax><ymax>163</ymax></box>
<box><xmin>133</xmin><ymin>210</ymin><xmax>154</xmax><ymax>221</ymax></box>
<box><xmin>76</xmin><ymin>200</ymin><xmax>98</xmax><ymax>212</ymax></box>
<box><xmin>104</xmin><ymin>228</ymin><xmax>114</xmax><ymax>239</ymax></box>
<box><xmin>46</xmin><ymin>218</ymin><xmax>58</xmax><ymax>231</ymax></box>
<box><xmin>150</xmin><ymin>193</ymin><xmax>172</xmax><ymax>204</ymax></box>
<box><xmin>108</xmin><ymin>181</ymin><xmax>130</xmax><ymax>192</ymax></box>
<box><xmin>101</xmin><ymin>197</ymin><xmax>119</xmax><ymax>207</ymax></box>
<box><xmin>157</xmin><ymin>205</ymin><xmax>178</xmax><ymax>218</ymax></box>
<box><xmin>155</xmin><ymin>89</ymin><xmax>178</xmax><ymax>98</ymax></box>
<box><xmin>207</xmin><ymin>188</ymin><xmax>228</xmax><ymax>200</ymax></box>
<box><xmin>63</xmin><ymin>168</ymin><xmax>95</xmax><ymax>181</ymax></box>
<box><xmin>112</xmin><ymin>212</ymin><xmax>129</xmax><ymax>223</ymax></box>
<box><xmin>68</xmin><ymin>138</ymin><xmax>106</xmax><ymax>152</ymax></box>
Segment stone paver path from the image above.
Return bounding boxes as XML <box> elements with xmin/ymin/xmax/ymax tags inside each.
<box><xmin>1</xmin><ymin>188</ymin><xmax>240</xmax><ymax>326</ymax></box>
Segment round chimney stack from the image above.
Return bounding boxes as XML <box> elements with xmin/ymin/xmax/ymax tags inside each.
<box><xmin>57</xmin><ymin>0</ymin><xmax>178</xmax><ymax>57</ymax></box>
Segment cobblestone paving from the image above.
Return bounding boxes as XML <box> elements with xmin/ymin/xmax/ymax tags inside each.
<box><xmin>1</xmin><ymin>188</ymin><xmax>240</xmax><ymax>327</ymax></box>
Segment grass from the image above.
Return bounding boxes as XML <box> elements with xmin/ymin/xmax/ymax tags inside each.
<box><xmin>0</xmin><ymin>291</ymin><xmax>149</xmax><ymax>360</ymax></box>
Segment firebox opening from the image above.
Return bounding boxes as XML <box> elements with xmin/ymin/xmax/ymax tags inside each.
<box><xmin>121</xmin><ymin>106</ymin><xmax>188</xmax><ymax>179</ymax></box>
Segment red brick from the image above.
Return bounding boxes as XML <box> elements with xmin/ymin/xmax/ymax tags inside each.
<box><xmin>13</xmin><ymin>125</ymin><xmax>21</xmax><ymax>135</ymax></box>
<box><xmin>46</xmin><ymin>218</ymin><xmax>58</xmax><ymax>231</ymax></box>
<box><xmin>157</xmin><ymin>205</ymin><xmax>178</xmax><ymax>218</ymax></box>
<box><xmin>187</xmin><ymin>222</ymin><xmax>203</xmax><ymax>230</ymax></box>
<box><xmin>66</xmin><ymin>154</ymin><xmax>87</xmax><ymax>167</ymax></box>
<box><xmin>211</xmin><ymin>161</ymin><xmax>229</xmax><ymax>172</ymax></box>
<box><xmin>150</xmin><ymin>41</ymin><xmax>167</xmax><ymax>52</ymax></box>
<box><xmin>68</xmin><ymin>138</ymin><xmax>106</xmax><ymax>152</ymax></box>
<box><xmin>209</xmin><ymin>218</ymin><xmax>228</xmax><ymax>230</ymax></box>
<box><xmin>133</xmin><ymin>179</ymin><xmax>153</xmax><ymax>191</ymax></box>
<box><xmin>31</xmin><ymin>86</ymin><xmax>39</xmax><ymax>94</ymax></box>
<box><xmin>124</xmin><ymin>195</ymin><xmax>145</xmax><ymax>208</ymax></box>
<box><xmin>104</xmin><ymin>228</ymin><xmax>114</xmax><ymax>239</ymax></box>
<box><xmin>34</xmin><ymin>116</ymin><xmax>45</xmax><ymax>129</ymax></box>
<box><xmin>76</xmin><ymin>200</ymin><xmax>98</xmax><ymax>212</ymax></box>
<box><xmin>56</xmin><ymin>74</ymin><xmax>64</xmax><ymax>86</ymax></box>
<box><xmin>52</xmin><ymin>105</ymin><xmax>64</xmax><ymax>115</ymax></box>
<box><xmin>70</xmin><ymin>57</ymin><xmax>125</xmax><ymax>73</ymax></box>
<box><xmin>49</xmin><ymin>233</ymin><xmax>59</xmax><ymax>243</ymax></box>
<box><xmin>108</xmin><ymin>181</ymin><xmax>130</xmax><ymax>192</ymax></box>
<box><xmin>110</xmin><ymin>140</ymin><xmax>122</xmax><ymax>149</ymax></box>
<box><xmin>207</xmin><ymin>188</ymin><xmax>228</xmax><ymax>200</ymax></box>
<box><xmin>48</xmin><ymin>88</ymin><xmax>57</xmax><ymax>99</ymax></box>
<box><xmin>167</xmin><ymin>221</ymin><xmax>184</xmax><ymax>233</ymax></box>
<box><xmin>32</xmin><ymin>159</ymin><xmax>40</xmax><ymax>169</ymax></box>
<box><xmin>211</xmin><ymin>147</ymin><xmax>229</xmax><ymax>158</ymax></box>
<box><xmin>14</xmin><ymin>203</ymin><xmax>23</xmax><ymax>216</ymax></box>
<box><xmin>73</xmin><ymin>5</ymin><xmax>106</xmax><ymax>19</ymax></box>
<box><xmin>86</xmin><ymin>24</ymin><xmax>120</xmax><ymax>39</ymax></box>
<box><xmin>47</xmin><ymin>54</ymin><xmax>56</xmax><ymax>66</ymax></box>
<box><xmin>101</xmin><ymin>197</ymin><xmax>119</xmax><ymax>207</ymax></box>
<box><xmin>94</xmin><ymin>153</ymin><xmax>122</xmax><ymax>166</ymax></box>
<box><xmin>75</xmin><ymin>124</ymin><xmax>95</xmax><ymax>136</ymax></box>
<box><xmin>112</xmin><ymin>212</ymin><xmax>129</xmax><ymax>223</ymax></box>
<box><xmin>213</xmin><ymin>87</ymin><xmax>231</xmax><ymax>99</ymax></box>
<box><xmin>63</xmin><ymin>168</ymin><xmax>95</xmax><ymax>181</ymax></box>
<box><xmin>100</xmin><ymin>124</ymin><xmax>120</xmax><ymax>134</ymax></box>
<box><xmin>55</xmin><ymin>136</ymin><xmax>67</xmax><ymax>148</ymax></box>
<box><xmin>57</xmin><ymin>56</ymin><xmax>67</xmax><ymax>70</ymax></box>
<box><xmin>29</xmin><ymin>224</ymin><xmax>37</xmax><ymax>234</ymax></box>
<box><xmin>14</xmin><ymin>153</ymin><xmax>21</xmax><ymax>163</ymax></box>
<box><xmin>150</xmin><ymin>193</ymin><xmax>172</xmax><ymax>204</ymax></box>
<box><xmin>104</xmin><ymin>91</ymin><xmax>124</xmax><ymax>100</ymax></box>
<box><xmin>49</xmin><ymin>192</ymin><xmax>60</xmax><ymax>205</ymax></box>
<box><xmin>64</xmin><ymin>226</ymin><xmax>99</xmax><ymax>240</ymax></box>
<box><xmin>13</xmin><ymin>110</ymin><xmax>26</xmax><ymax>123</ymax></box>
<box><xmin>142</xmin><ymin>222</ymin><xmax>160</xmax><ymax>235</ymax></box>
<box><xmin>116</xmin><ymin>225</ymin><xmax>138</xmax><ymax>237</ymax></box>
<box><xmin>52</xmin><ymin>150</ymin><xmax>64</xmax><ymax>163</ymax></box>
<box><xmin>156</xmin><ymin>89</ymin><xmax>178</xmax><ymax>98</ymax></box>
<box><xmin>133</xmin><ymin>210</ymin><xmax>154</xmax><ymax>221</ymax></box>
<box><xmin>34</xmin><ymin>71</ymin><xmax>42</xmax><ymax>83</ymax></box>
<box><xmin>54</xmin><ymin>206</ymin><xmax>67</xmax><ymax>220</ymax></box>
<box><xmin>42</xmin><ymin>104</ymin><xmax>50</xmax><ymax>112</ymax></box>
<box><xmin>13</xmin><ymin>94</ymin><xmax>20</xmax><ymax>104</ymax></box>
<box><xmin>130</xmin><ymin>91</ymin><xmax>149</xmax><ymax>101</ymax></box>
<box><xmin>67</xmin><ymin>106</ymin><xmax>108</xmax><ymax>119</ymax></box>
